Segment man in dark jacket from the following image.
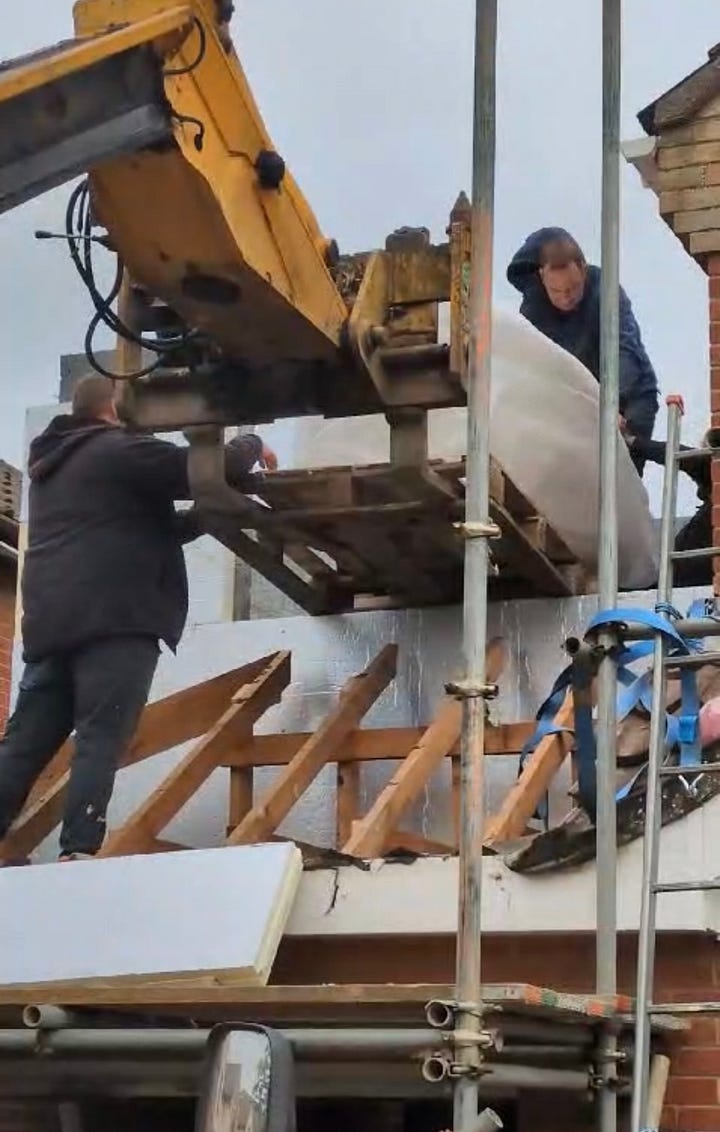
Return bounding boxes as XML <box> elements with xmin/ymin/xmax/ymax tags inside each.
<box><xmin>507</xmin><ymin>228</ymin><xmax>659</xmax><ymax>468</ymax></box>
<box><xmin>0</xmin><ymin>376</ymin><xmax>272</xmax><ymax>862</ymax></box>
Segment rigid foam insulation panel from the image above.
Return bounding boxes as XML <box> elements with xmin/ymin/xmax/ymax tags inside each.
<box><xmin>293</xmin><ymin>305</ymin><xmax>658</xmax><ymax>591</ymax></box>
<box><xmin>0</xmin><ymin>842</ymin><xmax>302</xmax><ymax>988</ymax></box>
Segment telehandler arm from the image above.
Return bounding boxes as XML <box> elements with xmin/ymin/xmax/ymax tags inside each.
<box><xmin>0</xmin><ymin>0</ymin><xmax>463</xmax><ymax>430</ymax></box>
<box><xmin>0</xmin><ymin>0</ymin><xmax>347</xmax><ymax>373</ymax></box>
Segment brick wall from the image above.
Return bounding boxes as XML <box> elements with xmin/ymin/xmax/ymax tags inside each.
<box><xmin>276</xmin><ymin>930</ymin><xmax>720</xmax><ymax>1131</ymax></box>
<box><xmin>0</xmin><ymin>565</ymin><xmax>16</xmax><ymax>728</ymax></box>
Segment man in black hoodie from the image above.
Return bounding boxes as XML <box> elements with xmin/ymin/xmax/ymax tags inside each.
<box><xmin>507</xmin><ymin>228</ymin><xmax>659</xmax><ymax>469</ymax></box>
<box><xmin>0</xmin><ymin>376</ymin><xmax>272</xmax><ymax>862</ymax></box>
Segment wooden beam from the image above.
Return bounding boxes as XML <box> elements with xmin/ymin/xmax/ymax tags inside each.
<box><xmin>0</xmin><ymin>654</ymin><xmax>281</xmax><ymax>859</ymax></box>
<box><xmin>336</xmin><ymin>761</ymin><xmax>361</xmax><ymax>847</ymax></box>
<box><xmin>341</xmin><ymin>638</ymin><xmax>509</xmax><ymax>858</ymax></box>
<box><xmin>222</xmin><ymin>720</ymin><xmax>535</xmax><ymax>768</ymax></box>
<box><xmin>227</xmin><ymin>645</ymin><xmax>397</xmax><ymax>846</ymax></box>
<box><xmin>342</xmin><ymin>699</ymin><xmax>461</xmax><ymax>858</ymax></box>
<box><xmin>490</xmin><ymin>497</ymin><xmax>577</xmax><ymax>596</ymax></box>
<box><xmin>484</xmin><ymin>690</ymin><xmax>574</xmax><ymax>846</ymax></box>
<box><xmin>384</xmin><ymin>830</ymin><xmax>455</xmax><ymax>856</ymax></box>
<box><xmin>223</xmin><ymin>529</ymin><xmax>329</xmax><ymax>614</ymax></box>
<box><xmin>448</xmin><ymin>192</ymin><xmax>471</xmax><ymax>382</ymax></box>
<box><xmin>149</xmin><ymin>838</ymin><xmax>190</xmax><ymax>853</ymax></box>
<box><xmin>98</xmin><ymin>652</ymin><xmax>291</xmax><ymax>857</ymax></box>
<box><xmin>227</xmin><ymin>766</ymin><xmax>254</xmax><ymax>837</ymax></box>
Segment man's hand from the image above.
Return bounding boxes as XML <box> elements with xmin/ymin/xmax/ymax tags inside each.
<box><xmin>260</xmin><ymin>443</ymin><xmax>278</xmax><ymax>471</ymax></box>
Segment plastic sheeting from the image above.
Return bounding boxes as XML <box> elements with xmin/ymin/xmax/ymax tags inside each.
<box><xmin>294</xmin><ymin>305</ymin><xmax>658</xmax><ymax>591</ymax></box>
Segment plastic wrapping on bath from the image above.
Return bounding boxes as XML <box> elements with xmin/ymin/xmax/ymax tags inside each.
<box><xmin>293</xmin><ymin>305</ymin><xmax>658</xmax><ymax>590</ymax></box>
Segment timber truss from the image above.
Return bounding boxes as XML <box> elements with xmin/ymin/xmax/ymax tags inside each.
<box><xmin>2</xmin><ymin>642</ymin><xmax>714</xmax><ymax>868</ymax></box>
<box><xmin>0</xmin><ymin>643</ymin><xmax>542</xmax><ymax>864</ymax></box>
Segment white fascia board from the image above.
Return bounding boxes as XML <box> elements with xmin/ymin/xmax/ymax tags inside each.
<box><xmin>622</xmin><ymin>136</ymin><xmax>660</xmax><ymax>194</ymax></box>
<box><xmin>287</xmin><ymin>795</ymin><xmax>720</xmax><ymax>938</ymax></box>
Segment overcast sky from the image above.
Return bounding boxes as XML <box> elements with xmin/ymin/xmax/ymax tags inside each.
<box><xmin>1</xmin><ymin>1</ymin><xmax>718</xmax><ymax>512</ymax></box>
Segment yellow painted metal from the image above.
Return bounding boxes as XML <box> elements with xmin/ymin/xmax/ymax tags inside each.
<box><xmin>0</xmin><ymin>6</ymin><xmax>193</xmax><ymax>104</ymax></box>
<box><xmin>72</xmin><ymin>0</ymin><xmax>347</xmax><ymax>364</ymax></box>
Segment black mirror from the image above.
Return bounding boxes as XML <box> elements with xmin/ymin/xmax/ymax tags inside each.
<box><xmin>195</xmin><ymin>1024</ymin><xmax>295</xmax><ymax>1132</ymax></box>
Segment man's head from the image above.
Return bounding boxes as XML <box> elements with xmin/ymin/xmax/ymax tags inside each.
<box><xmin>71</xmin><ymin>375</ymin><xmax>120</xmax><ymax>425</ymax></box>
<box><xmin>538</xmin><ymin>235</ymin><xmax>587</xmax><ymax>312</ymax></box>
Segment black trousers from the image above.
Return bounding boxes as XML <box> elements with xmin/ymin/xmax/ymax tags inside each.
<box><xmin>623</xmin><ymin>391</ymin><xmax>659</xmax><ymax>476</ymax></box>
<box><xmin>0</xmin><ymin>636</ymin><xmax>159</xmax><ymax>856</ymax></box>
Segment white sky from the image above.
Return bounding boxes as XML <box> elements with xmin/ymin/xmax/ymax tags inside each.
<box><xmin>1</xmin><ymin>1</ymin><xmax>718</xmax><ymax>513</ymax></box>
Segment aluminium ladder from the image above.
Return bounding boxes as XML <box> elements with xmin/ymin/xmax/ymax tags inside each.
<box><xmin>631</xmin><ymin>395</ymin><xmax>720</xmax><ymax>1132</ymax></box>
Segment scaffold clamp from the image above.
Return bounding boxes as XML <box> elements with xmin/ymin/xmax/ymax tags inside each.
<box><xmin>453</xmin><ymin>520</ymin><xmax>502</xmax><ymax>540</ymax></box>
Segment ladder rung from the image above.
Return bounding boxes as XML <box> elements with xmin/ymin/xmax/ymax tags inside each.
<box><xmin>676</xmin><ymin>447</ymin><xmax>720</xmax><ymax>462</ymax></box>
<box><xmin>663</xmin><ymin>652</ymin><xmax>720</xmax><ymax>668</ymax></box>
<box><xmin>671</xmin><ymin>546</ymin><xmax>720</xmax><ymax>562</ymax></box>
<box><xmin>648</xmin><ymin>1002</ymin><xmax>720</xmax><ymax>1015</ymax></box>
<box><xmin>659</xmin><ymin>763</ymin><xmax>720</xmax><ymax>776</ymax></box>
<box><xmin>652</xmin><ymin>879</ymin><xmax>720</xmax><ymax>894</ymax></box>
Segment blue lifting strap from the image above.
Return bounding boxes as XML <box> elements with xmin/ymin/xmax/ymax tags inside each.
<box><xmin>518</xmin><ymin>601</ymin><xmax>708</xmax><ymax>822</ymax></box>
<box><xmin>577</xmin><ymin>605</ymin><xmax>703</xmax><ymax>815</ymax></box>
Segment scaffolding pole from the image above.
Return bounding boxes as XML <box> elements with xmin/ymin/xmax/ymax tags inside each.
<box><xmin>630</xmin><ymin>399</ymin><xmax>682</xmax><ymax>1132</ymax></box>
<box><xmin>453</xmin><ymin>1</ymin><xmax>498</xmax><ymax>1130</ymax></box>
<box><xmin>596</xmin><ymin>3</ymin><xmax>622</xmax><ymax>1132</ymax></box>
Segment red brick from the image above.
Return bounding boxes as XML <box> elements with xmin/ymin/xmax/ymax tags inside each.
<box><xmin>711</xmin><ymin>276</ymin><xmax>720</xmax><ymax>299</ymax></box>
<box><xmin>676</xmin><ymin>1107</ymin><xmax>720</xmax><ymax>1131</ymax></box>
<box><xmin>676</xmin><ymin>1048</ymin><xmax>720</xmax><ymax>1076</ymax></box>
<box><xmin>658</xmin><ymin>947</ymin><xmax>715</xmax><ymax>988</ymax></box>
<box><xmin>710</xmin><ymin>345</ymin><xmax>720</xmax><ymax>367</ymax></box>
<box><xmin>687</xmin><ymin>1018</ymin><xmax>720</xmax><ymax>1045</ymax></box>
<box><xmin>711</xmin><ymin>320</ymin><xmax>720</xmax><ymax>343</ymax></box>
<box><xmin>708</xmin><ymin>254</ymin><xmax>720</xmax><ymax>276</ymax></box>
<box><xmin>667</xmin><ymin>1078</ymin><xmax>720</xmax><ymax>1106</ymax></box>
<box><xmin>663</xmin><ymin>1105</ymin><xmax>679</xmax><ymax>1131</ymax></box>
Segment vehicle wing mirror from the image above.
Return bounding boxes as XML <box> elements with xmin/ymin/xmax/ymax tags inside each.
<box><xmin>195</xmin><ymin>1023</ymin><xmax>295</xmax><ymax>1132</ymax></box>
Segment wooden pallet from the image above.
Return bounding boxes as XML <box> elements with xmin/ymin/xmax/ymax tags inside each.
<box><xmin>221</xmin><ymin>458</ymin><xmax>588</xmax><ymax>614</ymax></box>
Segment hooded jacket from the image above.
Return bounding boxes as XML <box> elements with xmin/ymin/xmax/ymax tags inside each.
<box><xmin>21</xmin><ymin>417</ymin><xmax>262</xmax><ymax>662</ymax></box>
<box><xmin>507</xmin><ymin>227</ymin><xmax>658</xmax><ymax>407</ymax></box>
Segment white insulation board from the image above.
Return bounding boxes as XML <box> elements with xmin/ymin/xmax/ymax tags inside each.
<box><xmin>0</xmin><ymin>842</ymin><xmax>302</xmax><ymax>987</ymax></box>
<box><xmin>294</xmin><ymin>305</ymin><xmax>658</xmax><ymax>590</ymax></box>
